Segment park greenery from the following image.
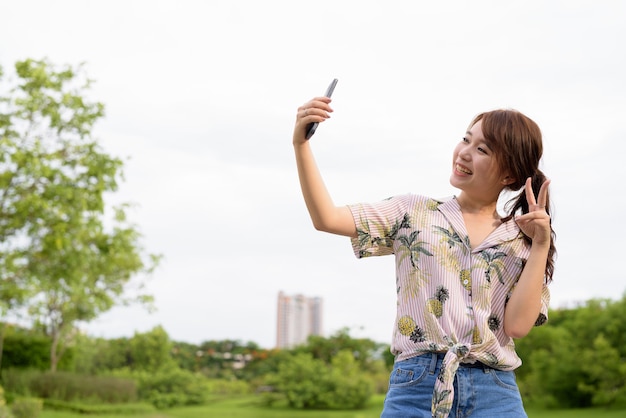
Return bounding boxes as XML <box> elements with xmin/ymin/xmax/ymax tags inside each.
<box><xmin>0</xmin><ymin>299</ymin><xmax>626</xmax><ymax>417</ymax></box>
<box><xmin>0</xmin><ymin>57</ymin><xmax>160</xmax><ymax>376</ymax></box>
<box><xmin>1</xmin><ymin>58</ymin><xmax>625</xmax><ymax>417</ymax></box>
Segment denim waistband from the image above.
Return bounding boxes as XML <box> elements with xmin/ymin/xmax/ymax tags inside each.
<box><xmin>425</xmin><ymin>352</ymin><xmax>494</xmax><ymax>370</ymax></box>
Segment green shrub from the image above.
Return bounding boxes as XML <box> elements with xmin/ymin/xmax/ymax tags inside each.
<box><xmin>206</xmin><ymin>378</ymin><xmax>250</xmax><ymax>395</ymax></box>
<box><xmin>1</xmin><ymin>369</ymin><xmax>136</xmax><ymax>403</ymax></box>
<box><xmin>0</xmin><ymin>406</ymin><xmax>13</xmax><ymax>418</ymax></box>
<box><xmin>9</xmin><ymin>398</ymin><xmax>42</xmax><ymax>418</ymax></box>
<box><xmin>0</xmin><ymin>386</ymin><xmax>14</xmax><ymax>418</ymax></box>
<box><xmin>114</xmin><ymin>368</ymin><xmax>208</xmax><ymax>409</ymax></box>
<box><xmin>1</xmin><ymin>371</ymin><xmax>32</xmax><ymax>398</ymax></box>
<box><xmin>267</xmin><ymin>350</ymin><xmax>373</xmax><ymax>410</ymax></box>
<box><xmin>258</xmin><ymin>391</ymin><xmax>286</xmax><ymax>407</ymax></box>
<box><xmin>42</xmin><ymin>399</ymin><xmax>154</xmax><ymax>414</ymax></box>
<box><xmin>1</xmin><ymin>329</ymin><xmax>50</xmax><ymax>372</ymax></box>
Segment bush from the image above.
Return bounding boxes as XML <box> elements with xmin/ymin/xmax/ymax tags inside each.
<box><xmin>1</xmin><ymin>369</ymin><xmax>137</xmax><ymax>403</ymax></box>
<box><xmin>113</xmin><ymin>368</ymin><xmax>209</xmax><ymax>409</ymax></box>
<box><xmin>206</xmin><ymin>379</ymin><xmax>250</xmax><ymax>395</ymax></box>
<box><xmin>9</xmin><ymin>398</ymin><xmax>42</xmax><ymax>418</ymax></box>
<box><xmin>1</xmin><ymin>328</ymin><xmax>50</xmax><ymax>372</ymax></box>
<box><xmin>0</xmin><ymin>386</ymin><xmax>13</xmax><ymax>418</ymax></box>
<box><xmin>42</xmin><ymin>399</ymin><xmax>154</xmax><ymax>414</ymax></box>
<box><xmin>0</xmin><ymin>405</ymin><xmax>12</xmax><ymax>418</ymax></box>
<box><xmin>267</xmin><ymin>350</ymin><xmax>373</xmax><ymax>410</ymax></box>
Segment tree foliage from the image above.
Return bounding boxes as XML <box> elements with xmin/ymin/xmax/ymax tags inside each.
<box><xmin>0</xmin><ymin>58</ymin><xmax>159</xmax><ymax>371</ymax></box>
<box><xmin>0</xmin><ymin>323</ymin><xmax>52</xmax><ymax>370</ymax></box>
<box><xmin>129</xmin><ymin>326</ymin><xmax>176</xmax><ymax>373</ymax></box>
<box><xmin>172</xmin><ymin>338</ymin><xmax>262</xmax><ymax>379</ymax></box>
<box><xmin>2</xmin><ymin>294</ymin><xmax>626</xmax><ymax>411</ymax></box>
<box><xmin>259</xmin><ymin>329</ymin><xmax>387</xmax><ymax>409</ymax></box>
<box><xmin>267</xmin><ymin>350</ymin><xmax>373</xmax><ymax>410</ymax></box>
<box><xmin>516</xmin><ymin>293</ymin><xmax>626</xmax><ymax>409</ymax></box>
<box><xmin>110</xmin><ymin>327</ymin><xmax>210</xmax><ymax>409</ymax></box>
<box><xmin>68</xmin><ymin>334</ymin><xmax>131</xmax><ymax>374</ymax></box>
<box><xmin>292</xmin><ymin>327</ymin><xmax>388</xmax><ymax>370</ymax></box>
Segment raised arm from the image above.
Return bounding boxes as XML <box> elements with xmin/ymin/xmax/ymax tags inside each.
<box><xmin>293</xmin><ymin>97</ymin><xmax>357</xmax><ymax>237</ymax></box>
<box><xmin>503</xmin><ymin>178</ymin><xmax>552</xmax><ymax>338</ymax></box>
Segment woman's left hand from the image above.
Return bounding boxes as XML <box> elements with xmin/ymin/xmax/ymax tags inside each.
<box><xmin>515</xmin><ymin>177</ymin><xmax>552</xmax><ymax>246</ymax></box>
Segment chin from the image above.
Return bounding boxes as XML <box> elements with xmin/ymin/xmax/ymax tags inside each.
<box><xmin>449</xmin><ymin>175</ymin><xmax>463</xmax><ymax>190</ymax></box>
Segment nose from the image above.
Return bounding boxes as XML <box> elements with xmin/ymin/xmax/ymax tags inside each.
<box><xmin>458</xmin><ymin>144</ymin><xmax>471</xmax><ymax>161</ymax></box>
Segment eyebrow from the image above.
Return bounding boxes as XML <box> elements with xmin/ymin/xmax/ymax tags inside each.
<box><xmin>465</xmin><ymin>131</ymin><xmax>473</xmax><ymax>136</ymax></box>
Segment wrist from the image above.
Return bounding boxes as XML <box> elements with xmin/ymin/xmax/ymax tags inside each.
<box><xmin>530</xmin><ymin>239</ymin><xmax>550</xmax><ymax>253</ymax></box>
<box><xmin>293</xmin><ymin>136</ymin><xmax>310</xmax><ymax>148</ymax></box>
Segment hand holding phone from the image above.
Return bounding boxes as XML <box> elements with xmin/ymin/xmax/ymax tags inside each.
<box><xmin>305</xmin><ymin>78</ymin><xmax>338</xmax><ymax>139</ymax></box>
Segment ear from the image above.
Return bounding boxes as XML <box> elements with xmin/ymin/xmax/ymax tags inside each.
<box><xmin>501</xmin><ymin>175</ymin><xmax>516</xmax><ymax>186</ymax></box>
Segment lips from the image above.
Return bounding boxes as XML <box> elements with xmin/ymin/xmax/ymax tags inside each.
<box><xmin>455</xmin><ymin>164</ymin><xmax>473</xmax><ymax>175</ymax></box>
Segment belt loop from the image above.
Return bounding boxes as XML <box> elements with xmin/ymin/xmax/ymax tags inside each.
<box><xmin>429</xmin><ymin>352</ymin><xmax>438</xmax><ymax>375</ymax></box>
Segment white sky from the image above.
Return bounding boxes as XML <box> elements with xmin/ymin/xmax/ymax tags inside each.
<box><xmin>1</xmin><ymin>0</ymin><xmax>624</xmax><ymax>349</ymax></box>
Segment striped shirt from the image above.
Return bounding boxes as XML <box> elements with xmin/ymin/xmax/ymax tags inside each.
<box><xmin>348</xmin><ymin>194</ymin><xmax>550</xmax><ymax>417</ymax></box>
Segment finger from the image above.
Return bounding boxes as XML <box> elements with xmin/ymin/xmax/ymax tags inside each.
<box><xmin>299</xmin><ymin>109</ymin><xmax>330</xmax><ymax>123</ymax></box>
<box><xmin>300</xmin><ymin>107</ymin><xmax>332</xmax><ymax>121</ymax></box>
<box><xmin>516</xmin><ymin>211</ymin><xmax>550</xmax><ymax>223</ymax></box>
<box><xmin>524</xmin><ymin>177</ymin><xmax>536</xmax><ymax>207</ymax></box>
<box><xmin>298</xmin><ymin>98</ymin><xmax>333</xmax><ymax>117</ymax></box>
<box><xmin>536</xmin><ymin>179</ymin><xmax>551</xmax><ymax>208</ymax></box>
<box><xmin>312</xmin><ymin>96</ymin><xmax>333</xmax><ymax>104</ymax></box>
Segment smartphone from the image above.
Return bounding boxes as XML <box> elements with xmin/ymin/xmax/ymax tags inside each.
<box><xmin>305</xmin><ymin>78</ymin><xmax>338</xmax><ymax>139</ymax></box>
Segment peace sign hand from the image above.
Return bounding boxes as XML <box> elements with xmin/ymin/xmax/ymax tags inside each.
<box><xmin>515</xmin><ymin>177</ymin><xmax>552</xmax><ymax>246</ymax></box>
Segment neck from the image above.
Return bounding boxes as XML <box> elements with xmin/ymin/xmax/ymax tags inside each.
<box><xmin>456</xmin><ymin>193</ymin><xmax>500</xmax><ymax>219</ymax></box>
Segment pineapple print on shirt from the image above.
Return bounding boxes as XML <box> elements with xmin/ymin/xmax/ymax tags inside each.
<box><xmin>459</xmin><ymin>269</ymin><xmax>471</xmax><ymax>292</ymax></box>
<box><xmin>428</xmin><ymin>285</ymin><xmax>450</xmax><ymax>318</ymax></box>
<box><xmin>398</xmin><ymin>315</ymin><xmax>427</xmax><ymax>343</ymax></box>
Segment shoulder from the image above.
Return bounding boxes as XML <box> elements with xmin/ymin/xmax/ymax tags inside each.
<box><xmin>391</xmin><ymin>194</ymin><xmax>450</xmax><ymax>206</ymax></box>
<box><xmin>348</xmin><ymin>194</ymin><xmax>451</xmax><ymax>220</ymax></box>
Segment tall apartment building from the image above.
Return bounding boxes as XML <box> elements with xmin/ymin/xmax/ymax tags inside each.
<box><xmin>276</xmin><ymin>291</ymin><xmax>323</xmax><ymax>348</ymax></box>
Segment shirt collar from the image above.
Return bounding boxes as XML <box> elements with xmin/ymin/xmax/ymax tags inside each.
<box><xmin>436</xmin><ymin>196</ymin><xmax>523</xmax><ymax>253</ymax></box>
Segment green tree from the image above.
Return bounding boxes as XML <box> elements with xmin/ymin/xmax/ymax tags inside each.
<box><xmin>170</xmin><ymin>341</ymin><xmax>199</xmax><ymax>372</ymax></box>
<box><xmin>267</xmin><ymin>350</ymin><xmax>373</xmax><ymax>410</ymax></box>
<box><xmin>579</xmin><ymin>334</ymin><xmax>626</xmax><ymax>407</ymax></box>
<box><xmin>192</xmin><ymin>339</ymin><xmax>262</xmax><ymax>379</ymax></box>
<box><xmin>129</xmin><ymin>326</ymin><xmax>176</xmax><ymax>373</ymax></box>
<box><xmin>259</xmin><ymin>330</ymin><xmax>387</xmax><ymax>409</ymax></box>
<box><xmin>516</xmin><ymin>295</ymin><xmax>626</xmax><ymax>409</ymax></box>
<box><xmin>68</xmin><ymin>334</ymin><xmax>131</xmax><ymax>374</ymax></box>
<box><xmin>0</xmin><ymin>58</ymin><xmax>159</xmax><ymax>372</ymax></box>
<box><xmin>293</xmin><ymin>327</ymin><xmax>387</xmax><ymax>373</ymax></box>
<box><xmin>0</xmin><ymin>323</ymin><xmax>51</xmax><ymax>370</ymax></box>
<box><xmin>516</xmin><ymin>325</ymin><xmax>587</xmax><ymax>408</ymax></box>
<box><xmin>0</xmin><ymin>64</ymin><xmax>32</xmax><ymax>375</ymax></box>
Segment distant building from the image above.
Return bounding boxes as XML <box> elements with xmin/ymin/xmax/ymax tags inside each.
<box><xmin>276</xmin><ymin>291</ymin><xmax>323</xmax><ymax>348</ymax></box>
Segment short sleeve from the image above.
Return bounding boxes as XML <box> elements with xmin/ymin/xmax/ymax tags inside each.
<box><xmin>348</xmin><ymin>195</ymin><xmax>412</xmax><ymax>259</ymax></box>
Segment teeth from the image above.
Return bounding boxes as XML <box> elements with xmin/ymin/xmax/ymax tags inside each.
<box><xmin>456</xmin><ymin>164</ymin><xmax>472</xmax><ymax>175</ymax></box>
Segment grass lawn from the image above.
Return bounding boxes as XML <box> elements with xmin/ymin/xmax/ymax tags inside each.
<box><xmin>39</xmin><ymin>395</ymin><xmax>626</xmax><ymax>418</ymax></box>
<box><xmin>526</xmin><ymin>408</ymin><xmax>626</xmax><ymax>418</ymax></box>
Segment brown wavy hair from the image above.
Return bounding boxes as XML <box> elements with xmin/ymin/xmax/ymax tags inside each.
<box><xmin>470</xmin><ymin>109</ymin><xmax>556</xmax><ymax>282</ymax></box>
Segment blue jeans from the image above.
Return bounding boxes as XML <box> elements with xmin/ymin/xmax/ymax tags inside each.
<box><xmin>381</xmin><ymin>353</ymin><xmax>527</xmax><ymax>418</ymax></box>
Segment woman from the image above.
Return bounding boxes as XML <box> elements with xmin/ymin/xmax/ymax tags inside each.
<box><xmin>293</xmin><ymin>95</ymin><xmax>556</xmax><ymax>418</ymax></box>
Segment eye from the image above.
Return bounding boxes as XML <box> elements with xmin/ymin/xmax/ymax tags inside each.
<box><xmin>462</xmin><ymin>137</ymin><xmax>469</xmax><ymax>143</ymax></box>
<box><xmin>477</xmin><ymin>146</ymin><xmax>488</xmax><ymax>154</ymax></box>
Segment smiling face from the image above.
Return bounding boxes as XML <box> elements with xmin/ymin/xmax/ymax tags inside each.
<box><xmin>450</xmin><ymin>120</ymin><xmax>511</xmax><ymax>202</ymax></box>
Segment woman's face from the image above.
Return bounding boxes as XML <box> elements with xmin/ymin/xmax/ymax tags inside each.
<box><xmin>450</xmin><ymin>120</ymin><xmax>508</xmax><ymax>199</ymax></box>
